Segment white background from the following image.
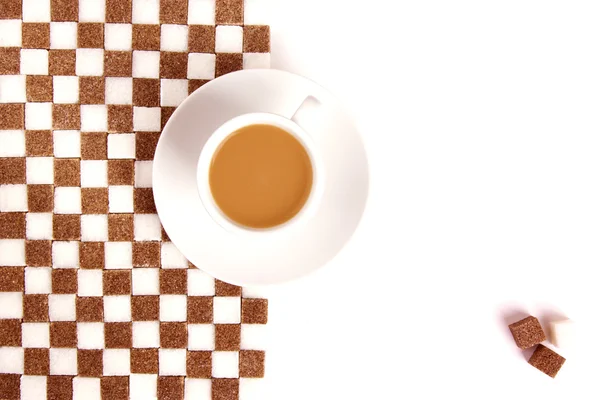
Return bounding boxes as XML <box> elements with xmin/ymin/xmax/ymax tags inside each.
<box><xmin>259</xmin><ymin>1</ymin><xmax>600</xmax><ymax>399</ymax></box>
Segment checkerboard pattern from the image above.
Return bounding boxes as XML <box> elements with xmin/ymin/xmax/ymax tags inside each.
<box><xmin>0</xmin><ymin>0</ymin><xmax>269</xmax><ymax>398</ymax></box>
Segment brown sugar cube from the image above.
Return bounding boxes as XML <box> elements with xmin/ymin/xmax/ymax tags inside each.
<box><xmin>76</xmin><ymin>297</ymin><xmax>104</xmax><ymax>322</ymax></box>
<box><xmin>47</xmin><ymin>376</ymin><xmax>73</xmax><ymax>400</ymax></box>
<box><xmin>52</xmin><ymin>269</ymin><xmax>77</xmax><ymax>293</ymax></box>
<box><xmin>25</xmin><ymin>240</ymin><xmax>52</xmax><ymax>266</ymax></box>
<box><xmin>161</xmin><ymin>226</ymin><xmax>171</xmax><ymax>241</ymax></box>
<box><xmin>49</xmin><ymin>50</ymin><xmax>76</xmax><ymax>75</ymax></box>
<box><xmin>0</xmin><ymin>319</ymin><xmax>21</xmax><ymax>346</ymax></box>
<box><xmin>134</xmin><ymin>188</ymin><xmax>157</xmax><ymax>213</ymax></box>
<box><xmin>216</xmin><ymin>0</ymin><xmax>243</xmax><ymax>25</ymax></box>
<box><xmin>79</xmin><ymin>241</ymin><xmax>105</xmax><ymax>269</ymax></box>
<box><xmin>108</xmin><ymin>160</ymin><xmax>134</xmax><ymax>185</ymax></box>
<box><xmin>0</xmin><ymin>0</ymin><xmax>21</xmax><ymax>19</ymax></box>
<box><xmin>23</xmin><ymin>294</ymin><xmax>49</xmax><ymax>322</ymax></box>
<box><xmin>216</xmin><ymin>280</ymin><xmax>241</xmax><ymax>296</ymax></box>
<box><xmin>133</xmin><ymin>78</ymin><xmax>160</xmax><ymax>107</ymax></box>
<box><xmin>53</xmin><ymin>214</ymin><xmax>81</xmax><ymax>240</ymax></box>
<box><xmin>239</xmin><ymin>350</ymin><xmax>265</xmax><ymax>378</ymax></box>
<box><xmin>108</xmin><ymin>105</ymin><xmax>133</xmax><ymax>132</ymax></box>
<box><xmin>80</xmin><ymin>77</ymin><xmax>105</xmax><ymax>104</ymax></box>
<box><xmin>528</xmin><ymin>344</ymin><xmax>566</xmax><ymax>378</ymax></box>
<box><xmin>82</xmin><ymin>188</ymin><xmax>109</xmax><ymax>214</ymax></box>
<box><xmin>160</xmin><ymin>269</ymin><xmax>187</xmax><ymax>294</ymax></box>
<box><xmin>104</xmin><ymin>322</ymin><xmax>132</xmax><ymax>348</ymax></box>
<box><xmin>50</xmin><ymin>322</ymin><xmax>77</xmax><ymax>347</ymax></box>
<box><xmin>54</xmin><ymin>158</ymin><xmax>80</xmax><ymax>186</ymax></box>
<box><xmin>243</xmin><ymin>26</ymin><xmax>270</xmax><ymax>53</ymax></box>
<box><xmin>26</xmin><ymin>130</ymin><xmax>53</xmax><ymax>156</ymax></box>
<box><xmin>160</xmin><ymin>52</ymin><xmax>188</xmax><ymax>79</ymax></box>
<box><xmin>78</xmin><ymin>349</ymin><xmax>103</xmax><ymax>377</ymax></box>
<box><xmin>187</xmin><ymin>296</ymin><xmax>213</xmax><ymax>323</ymax></box>
<box><xmin>0</xmin><ymin>48</ymin><xmax>20</xmax><ymax>75</ymax></box>
<box><xmin>0</xmin><ymin>374</ymin><xmax>20</xmax><ymax>400</ymax></box>
<box><xmin>0</xmin><ymin>104</ymin><xmax>24</xmax><ymax>129</ymax></box>
<box><xmin>188</xmin><ymin>79</ymin><xmax>209</xmax><ymax>95</ymax></box>
<box><xmin>159</xmin><ymin>0</ymin><xmax>188</xmax><ymax>23</ymax></box>
<box><xmin>101</xmin><ymin>376</ymin><xmax>129</xmax><ymax>400</ymax></box>
<box><xmin>26</xmin><ymin>76</ymin><xmax>53</xmax><ymax>102</ymax></box>
<box><xmin>28</xmin><ymin>185</ymin><xmax>54</xmax><ymax>212</ymax></box>
<box><xmin>135</xmin><ymin>132</ymin><xmax>160</xmax><ymax>160</ymax></box>
<box><xmin>108</xmin><ymin>214</ymin><xmax>134</xmax><ymax>241</ymax></box>
<box><xmin>188</xmin><ymin>25</ymin><xmax>215</xmax><ymax>53</ymax></box>
<box><xmin>106</xmin><ymin>0</ymin><xmax>132</xmax><ymax>23</ymax></box>
<box><xmin>242</xmin><ymin>298</ymin><xmax>268</xmax><ymax>324</ymax></box>
<box><xmin>22</xmin><ymin>23</ymin><xmax>50</xmax><ymax>49</ymax></box>
<box><xmin>132</xmin><ymin>24</ymin><xmax>160</xmax><ymax>51</ymax></box>
<box><xmin>52</xmin><ymin>104</ymin><xmax>81</xmax><ymax>130</ymax></box>
<box><xmin>212</xmin><ymin>379</ymin><xmax>239</xmax><ymax>400</ymax></box>
<box><xmin>0</xmin><ymin>158</ymin><xmax>26</xmax><ymax>184</ymax></box>
<box><xmin>105</xmin><ymin>51</ymin><xmax>132</xmax><ymax>77</ymax></box>
<box><xmin>216</xmin><ymin>53</ymin><xmax>243</xmax><ymax>77</ymax></box>
<box><xmin>131</xmin><ymin>348</ymin><xmax>158</xmax><ymax>373</ymax></box>
<box><xmin>215</xmin><ymin>324</ymin><xmax>241</xmax><ymax>351</ymax></box>
<box><xmin>160</xmin><ymin>322</ymin><xmax>187</xmax><ymax>348</ymax></box>
<box><xmin>81</xmin><ymin>132</ymin><xmax>107</xmax><ymax>160</ymax></box>
<box><xmin>51</xmin><ymin>0</ymin><xmax>79</xmax><ymax>21</ymax></box>
<box><xmin>103</xmin><ymin>270</ymin><xmax>132</xmax><ymax>295</ymax></box>
<box><xmin>158</xmin><ymin>377</ymin><xmax>184</xmax><ymax>400</ymax></box>
<box><xmin>24</xmin><ymin>348</ymin><xmax>50</xmax><ymax>375</ymax></box>
<box><xmin>78</xmin><ymin>23</ymin><xmax>104</xmax><ymax>48</ymax></box>
<box><xmin>161</xmin><ymin>107</ymin><xmax>176</xmax><ymax>129</ymax></box>
<box><xmin>131</xmin><ymin>295</ymin><xmax>159</xmax><ymax>320</ymax></box>
<box><xmin>133</xmin><ymin>242</ymin><xmax>160</xmax><ymax>267</ymax></box>
<box><xmin>509</xmin><ymin>316</ymin><xmax>546</xmax><ymax>349</ymax></box>
<box><xmin>187</xmin><ymin>351</ymin><xmax>211</xmax><ymax>378</ymax></box>
<box><xmin>0</xmin><ymin>212</ymin><xmax>25</xmax><ymax>239</ymax></box>
<box><xmin>0</xmin><ymin>267</ymin><xmax>24</xmax><ymax>292</ymax></box>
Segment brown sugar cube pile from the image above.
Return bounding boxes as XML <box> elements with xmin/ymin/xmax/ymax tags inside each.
<box><xmin>528</xmin><ymin>344</ymin><xmax>566</xmax><ymax>378</ymax></box>
<box><xmin>508</xmin><ymin>316</ymin><xmax>546</xmax><ymax>349</ymax></box>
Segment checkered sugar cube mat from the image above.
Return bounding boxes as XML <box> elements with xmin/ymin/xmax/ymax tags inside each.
<box><xmin>0</xmin><ymin>0</ymin><xmax>270</xmax><ymax>399</ymax></box>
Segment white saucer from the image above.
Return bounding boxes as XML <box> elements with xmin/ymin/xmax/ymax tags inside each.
<box><xmin>153</xmin><ymin>69</ymin><xmax>369</xmax><ymax>286</ymax></box>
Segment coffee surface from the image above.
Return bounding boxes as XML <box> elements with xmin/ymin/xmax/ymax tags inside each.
<box><xmin>209</xmin><ymin>124</ymin><xmax>313</xmax><ymax>229</ymax></box>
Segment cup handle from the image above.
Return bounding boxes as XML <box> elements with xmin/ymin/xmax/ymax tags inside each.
<box><xmin>290</xmin><ymin>96</ymin><xmax>322</xmax><ymax>129</ymax></box>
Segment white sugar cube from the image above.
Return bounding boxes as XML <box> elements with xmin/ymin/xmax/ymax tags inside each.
<box><xmin>242</xmin><ymin>286</ymin><xmax>269</xmax><ymax>299</ymax></box>
<box><xmin>0</xmin><ymin>239</ymin><xmax>25</xmax><ymax>267</ymax></box>
<box><xmin>20</xmin><ymin>49</ymin><xmax>49</xmax><ymax>75</ymax></box>
<box><xmin>108</xmin><ymin>186</ymin><xmax>134</xmax><ymax>213</ymax></box>
<box><xmin>23</xmin><ymin>0</ymin><xmax>51</xmax><ymax>22</ymax></box>
<box><xmin>25</xmin><ymin>266</ymin><xmax>52</xmax><ymax>294</ymax></box>
<box><xmin>185</xmin><ymin>378</ymin><xmax>211</xmax><ymax>399</ymax></box>
<box><xmin>161</xmin><ymin>242</ymin><xmax>188</xmax><ymax>269</ymax></box>
<box><xmin>243</xmin><ymin>53</ymin><xmax>271</xmax><ymax>70</ymax></box>
<box><xmin>132</xmin><ymin>0</ymin><xmax>160</xmax><ymax>24</ymax></box>
<box><xmin>132</xmin><ymin>321</ymin><xmax>159</xmax><ymax>348</ymax></box>
<box><xmin>107</xmin><ymin>134</ymin><xmax>135</xmax><ymax>159</ymax></box>
<box><xmin>187</xmin><ymin>269</ymin><xmax>215</xmax><ymax>296</ymax></box>
<box><xmin>0</xmin><ymin>20</ymin><xmax>22</xmax><ymax>47</ymax></box>
<box><xmin>133</xmin><ymin>107</ymin><xmax>161</xmax><ymax>131</ymax></box>
<box><xmin>0</xmin><ymin>184</ymin><xmax>27</xmax><ymax>212</ymax></box>
<box><xmin>160</xmin><ymin>79</ymin><xmax>188</xmax><ymax>107</ymax></box>
<box><xmin>0</xmin><ymin>292</ymin><xmax>23</xmax><ymax>318</ymax></box>
<box><xmin>0</xmin><ymin>347</ymin><xmax>24</xmax><ymax>374</ymax></box>
<box><xmin>52</xmin><ymin>241</ymin><xmax>79</xmax><ymax>268</ymax></box>
<box><xmin>76</xmin><ymin>49</ymin><xmax>104</xmax><ymax>76</ymax></box>
<box><xmin>0</xmin><ymin>130</ymin><xmax>25</xmax><ymax>157</ymax></box>
<box><xmin>215</xmin><ymin>26</ymin><xmax>243</xmax><ymax>53</ymax></box>
<box><xmin>27</xmin><ymin>213</ymin><xmax>53</xmax><ymax>240</ymax></box>
<box><xmin>158</xmin><ymin>349</ymin><xmax>187</xmax><ymax>376</ymax></box>
<box><xmin>132</xmin><ymin>268</ymin><xmax>159</xmax><ymax>295</ymax></box>
<box><xmin>49</xmin><ymin>348</ymin><xmax>77</xmax><ymax>375</ymax></box>
<box><xmin>213</xmin><ymin>297</ymin><xmax>241</xmax><ymax>324</ymax></box>
<box><xmin>54</xmin><ymin>187</ymin><xmax>82</xmax><ymax>214</ymax></box>
<box><xmin>48</xmin><ymin>294</ymin><xmax>76</xmax><ymax>321</ymax></box>
<box><xmin>73</xmin><ymin>377</ymin><xmax>101</xmax><ymax>400</ymax></box>
<box><xmin>0</xmin><ymin>75</ymin><xmax>26</xmax><ymax>103</ymax></box>
<box><xmin>104</xmin><ymin>295</ymin><xmax>131</xmax><ymax>322</ymax></box>
<box><xmin>134</xmin><ymin>161</ymin><xmax>153</xmax><ymax>188</ymax></box>
<box><xmin>79</xmin><ymin>0</ymin><xmax>106</xmax><ymax>22</ymax></box>
<box><xmin>188</xmin><ymin>53</ymin><xmax>215</xmax><ymax>79</ymax></box>
<box><xmin>21</xmin><ymin>376</ymin><xmax>47</xmax><ymax>400</ymax></box>
<box><xmin>241</xmin><ymin>324</ymin><xmax>267</xmax><ymax>350</ymax></box>
<box><xmin>187</xmin><ymin>324</ymin><xmax>214</xmax><ymax>350</ymax></box>
<box><xmin>103</xmin><ymin>349</ymin><xmax>130</xmax><ymax>376</ymax></box>
<box><xmin>105</xmin><ymin>242</ymin><xmax>133</xmax><ymax>269</ymax></box>
<box><xmin>239</xmin><ymin>378</ymin><xmax>266</xmax><ymax>400</ymax></box>
<box><xmin>26</xmin><ymin>157</ymin><xmax>54</xmax><ymax>184</ymax></box>
<box><xmin>22</xmin><ymin>322</ymin><xmax>50</xmax><ymax>348</ymax></box>
<box><xmin>132</xmin><ymin>51</ymin><xmax>160</xmax><ymax>78</ymax></box>
<box><xmin>25</xmin><ymin>102</ymin><xmax>52</xmax><ymax>130</ymax></box>
<box><xmin>78</xmin><ymin>322</ymin><xmax>105</xmax><ymax>349</ymax></box>
<box><xmin>50</xmin><ymin>22</ymin><xmax>77</xmax><ymax>49</ymax></box>
<box><xmin>160</xmin><ymin>295</ymin><xmax>187</xmax><ymax>321</ymax></box>
<box><xmin>188</xmin><ymin>0</ymin><xmax>215</xmax><ymax>24</ymax></box>
<box><xmin>550</xmin><ymin>319</ymin><xmax>575</xmax><ymax>349</ymax></box>
<box><xmin>78</xmin><ymin>270</ymin><xmax>103</xmax><ymax>296</ymax></box>
<box><xmin>130</xmin><ymin>374</ymin><xmax>157</xmax><ymax>399</ymax></box>
<box><xmin>53</xmin><ymin>76</ymin><xmax>79</xmax><ymax>104</ymax></box>
<box><xmin>160</xmin><ymin>24</ymin><xmax>188</xmax><ymax>52</ymax></box>
<box><xmin>80</xmin><ymin>105</ymin><xmax>108</xmax><ymax>131</ymax></box>
<box><xmin>81</xmin><ymin>214</ymin><xmax>109</xmax><ymax>242</ymax></box>
<box><xmin>105</xmin><ymin>77</ymin><xmax>133</xmax><ymax>105</ymax></box>
<box><xmin>105</xmin><ymin>23</ymin><xmax>132</xmax><ymax>51</ymax></box>
<box><xmin>80</xmin><ymin>160</ymin><xmax>108</xmax><ymax>187</ymax></box>
<box><xmin>244</xmin><ymin>0</ymin><xmax>271</xmax><ymax>24</ymax></box>
<box><xmin>53</xmin><ymin>130</ymin><xmax>81</xmax><ymax>158</ymax></box>
<box><xmin>133</xmin><ymin>214</ymin><xmax>161</xmax><ymax>241</ymax></box>
<box><xmin>212</xmin><ymin>351</ymin><xmax>239</xmax><ymax>378</ymax></box>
